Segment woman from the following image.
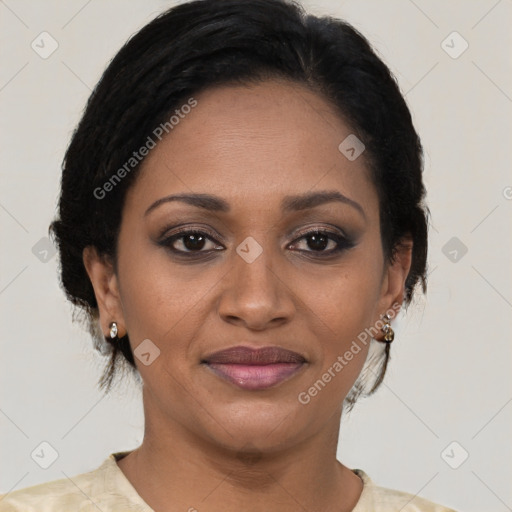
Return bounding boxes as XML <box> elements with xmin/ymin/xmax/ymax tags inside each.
<box><xmin>0</xmin><ymin>0</ymin><xmax>458</xmax><ymax>510</ymax></box>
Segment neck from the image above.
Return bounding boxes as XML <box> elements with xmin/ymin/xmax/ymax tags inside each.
<box><xmin>116</xmin><ymin>395</ymin><xmax>363</xmax><ymax>512</ymax></box>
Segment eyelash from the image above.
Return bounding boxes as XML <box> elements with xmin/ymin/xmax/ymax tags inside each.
<box><xmin>158</xmin><ymin>226</ymin><xmax>355</xmax><ymax>258</ymax></box>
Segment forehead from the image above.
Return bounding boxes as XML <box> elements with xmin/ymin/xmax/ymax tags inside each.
<box><xmin>126</xmin><ymin>80</ymin><xmax>377</xmax><ymax>217</ymax></box>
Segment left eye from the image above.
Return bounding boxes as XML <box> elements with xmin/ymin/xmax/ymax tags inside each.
<box><xmin>289</xmin><ymin>230</ymin><xmax>352</xmax><ymax>254</ymax></box>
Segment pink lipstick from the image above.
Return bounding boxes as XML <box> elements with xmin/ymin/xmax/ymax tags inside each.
<box><xmin>202</xmin><ymin>346</ymin><xmax>306</xmax><ymax>390</ymax></box>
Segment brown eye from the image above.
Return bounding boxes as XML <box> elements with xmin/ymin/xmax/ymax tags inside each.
<box><xmin>160</xmin><ymin>229</ymin><xmax>223</xmax><ymax>254</ymax></box>
<box><xmin>178</xmin><ymin>233</ymin><xmax>207</xmax><ymax>251</ymax></box>
<box><xmin>303</xmin><ymin>232</ymin><xmax>332</xmax><ymax>251</ymax></box>
<box><xmin>289</xmin><ymin>229</ymin><xmax>354</xmax><ymax>256</ymax></box>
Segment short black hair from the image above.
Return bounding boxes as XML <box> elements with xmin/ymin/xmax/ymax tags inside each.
<box><xmin>49</xmin><ymin>0</ymin><xmax>429</xmax><ymax>403</ymax></box>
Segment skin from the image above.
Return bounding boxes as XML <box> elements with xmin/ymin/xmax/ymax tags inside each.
<box><xmin>83</xmin><ymin>79</ymin><xmax>412</xmax><ymax>512</ymax></box>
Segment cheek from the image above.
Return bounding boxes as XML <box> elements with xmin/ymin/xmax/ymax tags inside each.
<box><xmin>115</xmin><ymin>233</ymin><xmax>190</xmax><ymax>347</ymax></box>
<box><xmin>298</xmin><ymin>246</ymin><xmax>383</xmax><ymax>379</ymax></box>
<box><xmin>306</xmin><ymin>251</ymin><xmax>383</xmax><ymax>337</ymax></box>
<box><xmin>116</xmin><ymin>234</ymin><xmax>228</xmax><ymax>371</ymax></box>
<box><xmin>293</xmin><ymin>270</ymin><xmax>380</xmax><ymax>409</ymax></box>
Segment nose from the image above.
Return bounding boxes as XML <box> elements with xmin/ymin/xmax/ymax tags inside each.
<box><xmin>217</xmin><ymin>240</ymin><xmax>296</xmax><ymax>331</ymax></box>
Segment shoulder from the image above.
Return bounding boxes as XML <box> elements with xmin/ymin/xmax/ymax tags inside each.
<box><xmin>353</xmin><ymin>469</ymin><xmax>459</xmax><ymax>512</ymax></box>
<box><xmin>0</xmin><ymin>452</ymin><xmax>149</xmax><ymax>512</ymax></box>
<box><xmin>0</xmin><ymin>470</ymin><xmax>97</xmax><ymax>512</ymax></box>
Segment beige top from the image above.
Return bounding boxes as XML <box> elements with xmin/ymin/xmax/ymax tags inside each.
<box><xmin>0</xmin><ymin>451</ymin><xmax>458</xmax><ymax>511</ymax></box>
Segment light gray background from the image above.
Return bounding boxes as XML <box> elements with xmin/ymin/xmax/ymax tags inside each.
<box><xmin>1</xmin><ymin>1</ymin><xmax>511</xmax><ymax>511</ymax></box>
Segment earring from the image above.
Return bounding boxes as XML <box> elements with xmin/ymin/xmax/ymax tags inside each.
<box><xmin>379</xmin><ymin>314</ymin><xmax>394</xmax><ymax>343</ymax></box>
<box><xmin>109</xmin><ymin>322</ymin><xmax>118</xmax><ymax>340</ymax></box>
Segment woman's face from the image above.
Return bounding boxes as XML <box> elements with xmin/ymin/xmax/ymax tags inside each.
<box><xmin>86</xmin><ymin>80</ymin><xmax>410</xmax><ymax>453</ymax></box>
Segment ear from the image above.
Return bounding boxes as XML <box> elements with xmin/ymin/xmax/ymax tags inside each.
<box><xmin>82</xmin><ymin>246</ymin><xmax>126</xmax><ymax>339</ymax></box>
<box><xmin>374</xmin><ymin>236</ymin><xmax>413</xmax><ymax>331</ymax></box>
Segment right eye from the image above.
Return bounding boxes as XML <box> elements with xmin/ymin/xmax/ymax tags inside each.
<box><xmin>159</xmin><ymin>228</ymin><xmax>225</xmax><ymax>255</ymax></box>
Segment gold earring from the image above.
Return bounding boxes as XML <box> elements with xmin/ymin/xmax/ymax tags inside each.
<box><xmin>380</xmin><ymin>314</ymin><xmax>394</xmax><ymax>343</ymax></box>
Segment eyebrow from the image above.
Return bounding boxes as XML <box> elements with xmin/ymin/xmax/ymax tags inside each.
<box><xmin>144</xmin><ymin>190</ymin><xmax>365</xmax><ymax>219</ymax></box>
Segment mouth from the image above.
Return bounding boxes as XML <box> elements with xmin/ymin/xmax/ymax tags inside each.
<box><xmin>202</xmin><ymin>346</ymin><xmax>307</xmax><ymax>391</ymax></box>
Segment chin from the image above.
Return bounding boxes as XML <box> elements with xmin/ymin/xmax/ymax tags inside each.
<box><xmin>199</xmin><ymin>400</ymin><xmax>309</xmax><ymax>454</ymax></box>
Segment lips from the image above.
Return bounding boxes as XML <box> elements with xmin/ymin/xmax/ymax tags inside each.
<box><xmin>202</xmin><ymin>346</ymin><xmax>306</xmax><ymax>390</ymax></box>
